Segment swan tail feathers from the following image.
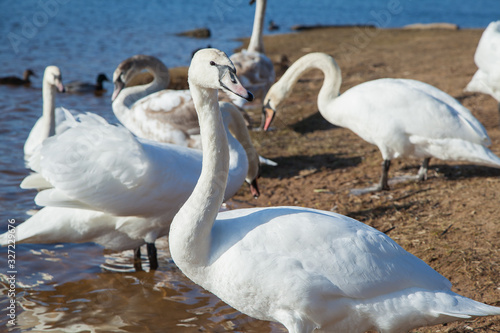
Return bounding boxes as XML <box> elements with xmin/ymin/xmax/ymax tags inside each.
<box><xmin>412</xmin><ymin>137</ymin><xmax>500</xmax><ymax>168</ymax></box>
<box><xmin>368</xmin><ymin>290</ymin><xmax>500</xmax><ymax>332</ymax></box>
<box><xmin>259</xmin><ymin>155</ymin><xmax>278</xmax><ymax>166</ymax></box>
<box><xmin>0</xmin><ymin>207</ymin><xmax>143</xmax><ymax>250</ymax></box>
<box><xmin>20</xmin><ymin>173</ymin><xmax>53</xmax><ymax>190</ymax></box>
<box><xmin>433</xmin><ymin>294</ymin><xmax>500</xmax><ymax>319</ymax></box>
<box><xmin>34</xmin><ymin>189</ymin><xmax>94</xmax><ymax>210</ymax></box>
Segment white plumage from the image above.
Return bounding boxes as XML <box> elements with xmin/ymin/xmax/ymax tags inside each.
<box><xmin>465</xmin><ymin>21</ymin><xmax>500</xmax><ymax>105</ymax></box>
<box><xmin>169</xmin><ymin>48</ymin><xmax>500</xmax><ymax>333</ymax></box>
<box><xmin>3</xmin><ymin>103</ymin><xmax>256</xmax><ymax>269</ymax></box>
<box><xmin>24</xmin><ymin>66</ymin><xmax>65</xmax><ymax>160</ymax></box>
<box><xmin>263</xmin><ymin>52</ymin><xmax>500</xmax><ymax>192</ymax></box>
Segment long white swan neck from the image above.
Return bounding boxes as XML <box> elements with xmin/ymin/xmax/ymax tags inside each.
<box><xmin>41</xmin><ymin>77</ymin><xmax>56</xmax><ymax>139</ymax></box>
<box><xmin>170</xmin><ymin>84</ymin><xmax>229</xmax><ymax>269</ymax></box>
<box><xmin>276</xmin><ymin>53</ymin><xmax>342</xmax><ymax>117</ymax></box>
<box><xmin>247</xmin><ymin>0</ymin><xmax>266</xmax><ymax>53</ymax></box>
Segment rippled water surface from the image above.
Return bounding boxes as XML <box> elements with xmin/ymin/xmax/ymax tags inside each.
<box><xmin>1</xmin><ymin>1</ymin><xmax>500</xmax><ymax>332</ymax></box>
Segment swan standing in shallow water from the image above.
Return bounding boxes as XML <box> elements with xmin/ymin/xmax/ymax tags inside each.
<box><xmin>23</xmin><ymin>66</ymin><xmax>66</xmax><ymax>161</ymax></box>
<box><xmin>465</xmin><ymin>21</ymin><xmax>500</xmax><ymax>119</ymax></box>
<box><xmin>169</xmin><ymin>48</ymin><xmax>500</xmax><ymax>333</ymax></box>
<box><xmin>228</xmin><ymin>0</ymin><xmax>275</xmax><ymax>108</ymax></box>
<box><xmin>8</xmin><ymin>101</ymin><xmax>258</xmax><ymax>270</ymax></box>
<box><xmin>65</xmin><ymin>73</ymin><xmax>109</xmax><ymax>94</ymax></box>
<box><xmin>262</xmin><ymin>52</ymin><xmax>500</xmax><ymax>193</ymax></box>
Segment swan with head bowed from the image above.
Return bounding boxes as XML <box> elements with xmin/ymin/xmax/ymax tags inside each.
<box><xmin>465</xmin><ymin>21</ymin><xmax>500</xmax><ymax>120</ymax></box>
<box><xmin>168</xmin><ymin>48</ymin><xmax>500</xmax><ymax>333</ymax></box>
<box><xmin>23</xmin><ymin>65</ymin><xmax>66</xmax><ymax>161</ymax></box>
<box><xmin>262</xmin><ymin>52</ymin><xmax>500</xmax><ymax>193</ymax></box>
<box><xmin>5</xmin><ymin>98</ymin><xmax>259</xmax><ymax>270</ymax></box>
<box><xmin>227</xmin><ymin>0</ymin><xmax>275</xmax><ymax>108</ymax></box>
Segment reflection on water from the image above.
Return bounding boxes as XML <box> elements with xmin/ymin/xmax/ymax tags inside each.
<box><xmin>1</xmin><ymin>239</ymin><xmax>286</xmax><ymax>332</ymax></box>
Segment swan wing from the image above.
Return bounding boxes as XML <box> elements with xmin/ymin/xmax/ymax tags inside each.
<box><xmin>396</xmin><ymin>79</ymin><xmax>490</xmax><ymax>144</ymax></box>
<box><xmin>0</xmin><ymin>206</ymin><xmax>146</xmax><ymax>251</ymax></box>
<box><xmin>34</xmin><ymin>112</ymin><xmax>202</xmax><ymax>217</ymax></box>
<box><xmin>207</xmin><ymin>207</ymin><xmax>451</xmax><ymax>320</ymax></box>
<box><xmin>129</xmin><ymin>89</ymin><xmax>201</xmax><ymax>144</ymax></box>
<box><xmin>474</xmin><ymin>21</ymin><xmax>500</xmax><ymax>74</ymax></box>
<box><xmin>334</xmin><ymin>79</ymin><xmax>491</xmax><ymax>157</ymax></box>
<box><xmin>466</xmin><ymin>21</ymin><xmax>500</xmax><ymax>101</ymax></box>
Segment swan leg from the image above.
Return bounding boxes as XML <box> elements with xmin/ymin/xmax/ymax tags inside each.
<box><xmin>147</xmin><ymin>243</ymin><xmax>158</xmax><ymax>270</ymax></box>
<box><xmin>133</xmin><ymin>247</ymin><xmax>143</xmax><ymax>272</ymax></box>
<box><xmin>378</xmin><ymin>159</ymin><xmax>391</xmax><ymax>191</ymax></box>
<box><xmin>350</xmin><ymin>159</ymin><xmax>391</xmax><ymax>195</ymax></box>
<box><xmin>417</xmin><ymin>158</ymin><xmax>430</xmax><ymax>181</ymax></box>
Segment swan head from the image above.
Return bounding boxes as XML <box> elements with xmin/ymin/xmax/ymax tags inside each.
<box><xmin>261</xmin><ymin>97</ymin><xmax>276</xmax><ymax>131</ymax></box>
<box><xmin>189</xmin><ymin>48</ymin><xmax>254</xmax><ymax>102</ymax></box>
<box><xmin>246</xmin><ymin>176</ymin><xmax>260</xmax><ymax>198</ymax></box>
<box><xmin>111</xmin><ymin>55</ymin><xmax>169</xmax><ymax>102</ymax></box>
<box><xmin>44</xmin><ymin>66</ymin><xmax>65</xmax><ymax>93</ymax></box>
<box><xmin>261</xmin><ymin>77</ymin><xmax>287</xmax><ymax>130</ymax></box>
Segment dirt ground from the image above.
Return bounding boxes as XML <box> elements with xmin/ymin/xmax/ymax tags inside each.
<box><xmin>177</xmin><ymin>27</ymin><xmax>500</xmax><ymax>332</ymax></box>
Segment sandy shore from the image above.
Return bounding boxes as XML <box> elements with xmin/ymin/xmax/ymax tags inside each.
<box><xmin>174</xmin><ymin>26</ymin><xmax>500</xmax><ymax>332</ymax></box>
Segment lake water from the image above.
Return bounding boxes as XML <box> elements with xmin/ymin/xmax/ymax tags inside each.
<box><xmin>1</xmin><ymin>1</ymin><xmax>500</xmax><ymax>332</ymax></box>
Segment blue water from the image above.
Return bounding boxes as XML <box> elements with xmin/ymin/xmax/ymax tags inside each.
<box><xmin>0</xmin><ymin>1</ymin><xmax>500</xmax><ymax>331</ymax></box>
<box><xmin>1</xmin><ymin>0</ymin><xmax>499</xmax><ymax>77</ymax></box>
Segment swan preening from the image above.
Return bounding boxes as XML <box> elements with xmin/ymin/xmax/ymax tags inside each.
<box><xmin>465</xmin><ymin>20</ymin><xmax>500</xmax><ymax>116</ymax></box>
<box><xmin>66</xmin><ymin>73</ymin><xmax>109</xmax><ymax>93</ymax></box>
<box><xmin>262</xmin><ymin>52</ymin><xmax>500</xmax><ymax>192</ymax></box>
<box><xmin>168</xmin><ymin>48</ymin><xmax>500</xmax><ymax>333</ymax></box>
<box><xmin>0</xmin><ymin>68</ymin><xmax>36</xmax><ymax>85</ymax></box>
<box><xmin>228</xmin><ymin>0</ymin><xmax>275</xmax><ymax>107</ymax></box>
<box><xmin>6</xmin><ymin>98</ymin><xmax>259</xmax><ymax>270</ymax></box>
<box><xmin>23</xmin><ymin>66</ymin><xmax>66</xmax><ymax>161</ymax></box>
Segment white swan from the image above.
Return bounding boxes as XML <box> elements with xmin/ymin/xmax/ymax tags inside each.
<box><xmin>228</xmin><ymin>0</ymin><xmax>275</xmax><ymax>108</ymax></box>
<box><xmin>262</xmin><ymin>52</ymin><xmax>500</xmax><ymax>192</ymax></box>
<box><xmin>169</xmin><ymin>48</ymin><xmax>500</xmax><ymax>333</ymax></box>
<box><xmin>465</xmin><ymin>21</ymin><xmax>500</xmax><ymax>116</ymax></box>
<box><xmin>23</xmin><ymin>66</ymin><xmax>66</xmax><ymax>160</ymax></box>
<box><xmin>8</xmin><ymin>101</ymin><xmax>258</xmax><ymax>270</ymax></box>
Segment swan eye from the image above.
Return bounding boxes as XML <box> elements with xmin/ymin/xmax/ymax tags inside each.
<box><xmin>210</xmin><ymin>61</ymin><xmax>216</xmax><ymax>66</ymax></box>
